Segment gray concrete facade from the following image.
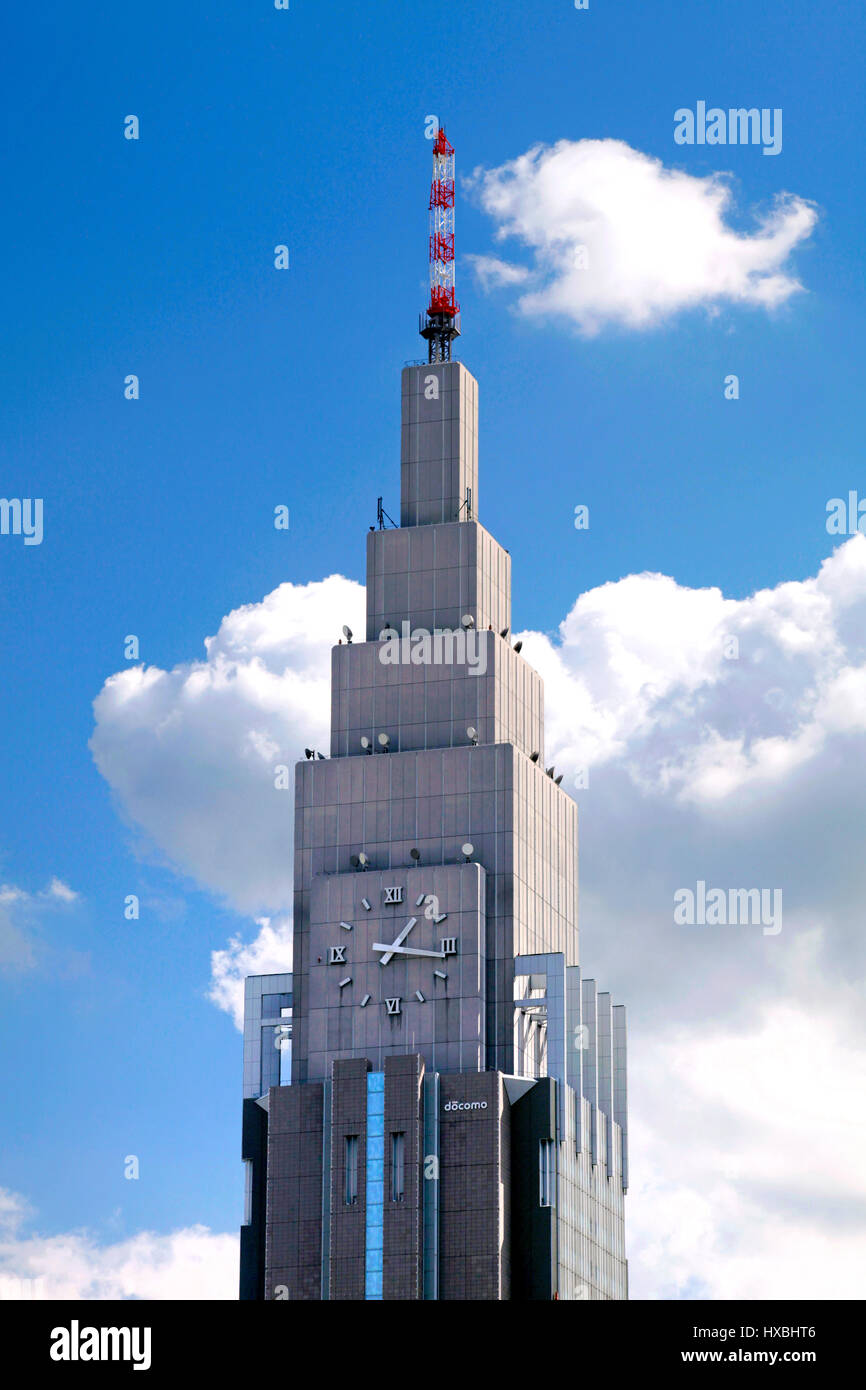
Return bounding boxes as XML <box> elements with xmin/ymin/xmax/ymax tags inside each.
<box><xmin>400</xmin><ymin>362</ymin><xmax>478</xmax><ymax>527</ymax></box>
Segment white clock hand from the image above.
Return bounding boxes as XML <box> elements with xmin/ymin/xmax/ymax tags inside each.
<box><xmin>371</xmin><ymin>944</ymin><xmax>446</xmax><ymax>960</ymax></box>
<box><xmin>376</xmin><ymin>916</ymin><xmax>417</xmax><ymax>965</ymax></box>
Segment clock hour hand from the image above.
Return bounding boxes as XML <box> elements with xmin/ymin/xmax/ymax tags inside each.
<box><xmin>376</xmin><ymin>916</ymin><xmax>417</xmax><ymax>965</ymax></box>
<box><xmin>372</xmin><ymin>943</ymin><xmax>446</xmax><ymax>960</ymax></box>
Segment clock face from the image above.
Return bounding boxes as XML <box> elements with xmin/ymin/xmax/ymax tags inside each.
<box><xmin>306</xmin><ymin>864</ymin><xmax>486</xmax><ymax>1078</ymax></box>
<box><xmin>316</xmin><ymin>877</ymin><xmax>460</xmax><ymax>1010</ymax></box>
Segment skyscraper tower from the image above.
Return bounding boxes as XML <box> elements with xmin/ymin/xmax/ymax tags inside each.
<box><xmin>239</xmin><ymin>128</ymin><xmax>628</xmax><ymax>1302</ymax></box>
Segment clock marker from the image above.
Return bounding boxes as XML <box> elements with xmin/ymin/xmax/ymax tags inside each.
<box><xmin>338</xmin><ymin>976</ymin><xmax>352</xmax><ymax>989</ymax></box>
<box><xmin>360</xmin><ymin>993</ymin><xmax>371</xmax><ymax>1007</ymax></box>
<box><xmin>415</xmin><ymin>893</ymin><xmax>426</xmax><ymax>907</ymax></box>
<box><xmin>433</xmin><ymin>913</ymin><xmax>447</xmax><ymax>924</ymax></box>
<box><xmin>415</xmin><ymin>990</ymin><xmax>425</xmax><ymax>1003</ymax></box>
<box><xmin>434</xmin><ymin>970</ymin><xmax>447</xmax><ymax>980</ymax></box>
<box><xmin>361</xmin><ymin>898</ymin><xmax>371</xmax><ymax>911</ymax></box>
<box><xmin>339</xmin><ymin>921</ymin><xmax>353</xmax><ymax>931</ymax></box>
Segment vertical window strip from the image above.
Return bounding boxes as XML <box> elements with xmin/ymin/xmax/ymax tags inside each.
<box><xmin>539</xmin><ymin>1138</ymin><xmax>554</xmax><ymax>1208</ymax></box>
<box><xmin>391</xmin><ymin>1132</ymin><xmax>405</xmax><ymax>1202</ymax></box>
<box><xmin>345</xmin><ymin>1135</ymin><xmax>359</xmax><ymax>1205</ymax></box>
<box><xmin>364</xmin><ymin>1072</ymin><xmax>385</xmax><ymax>1299</ymax></box>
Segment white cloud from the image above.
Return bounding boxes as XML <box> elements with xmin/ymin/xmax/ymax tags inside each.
<box><xmin>44</xmin><ymin>878</ymin><xmax>78</xmax><ymax>903</ymax></box>
<box><xmin>90</xmin><ymin>537</ymin><xmax>866</xmax><ymax>1297</ymax></box>
<box><xmin>628</xmin><ymin>1002</ymin><xmax>866</xmax><ymax>1299</ymax></box>
<box><xmin>0</xmin><ymin>1189</ymin><xmax>32</xmax><ymax>1235</ymax></box>
<box><xmin>464</xmin><ymin>254</ymin><xmax>530</xmax><ymax>290</ymax></box>
<box><xmin>90</xmin><ymin>576</ymin><xmax>365</xmax><ymax>915</ymax></box>
<box><xmin>466</xmin><ymin>138</ymin><xmax>818</xmax><ymax>334</ymax></box>
<box><xmin>520</xmin><ymin>537</ymin><xmax>866</xmax><ymax>1027</ymax></box>
<box><xmin>0</xmin><ymin>886</ymin><xmax>27</xmax><ymax>906</ymax></box>
<box><xmin>209</xmin><ymin>916</ymin><xmax>293</xmax><ymax>1030</ymax></box>
<box><xmin>0</xmin><ymin>1190</ymin><xmax>237</xmax><ymax>1300</ymax></box>
<box><xmin>523</xmin><ymin>538</ymin><xmax>866</xmax><ymax>801</ymax></box>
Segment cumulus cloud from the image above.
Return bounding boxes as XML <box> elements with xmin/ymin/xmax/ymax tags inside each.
<box><xmin>466</xmin><ymin>138</ymin><xmax>818</xmax><ymax>334</ymax></box>
<box><xmin>90</xmin><ymin>576</ymin><xmax>365</xmax><ymax>915</ymax></box>
<box><xmin>90</xmin><ymin>538</ymin><xmax>866</xmax><ymax>1297</ymax></box>
<box><xmin>209</xmin><ymin>915</ymin><xmax>293</xmax><ymax>1030</ymax></box>
<box><xmin>0</xmin><ymin>1189</ymin><xmax>236</xmax><ymax>1300</ymax></box>
<box><xmin>628</xmin><ymin>1002</ymin><xmax>866</xmax><ymax>1298</ymax></box>
<box><xmin>520</xmin><ymin>536</ymin><xmax>866</xmax><ymax>1017</ymax></box>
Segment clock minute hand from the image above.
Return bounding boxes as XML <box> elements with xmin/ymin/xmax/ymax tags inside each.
<box><xmin>377</xmin><ymin>916</ymin><xmax>417</xmax><ymax>965</ymax></box>
<box><xmin>371</xmin><ymin>944</ymin><xmax>446</xmax><ymax>960</ymax></box>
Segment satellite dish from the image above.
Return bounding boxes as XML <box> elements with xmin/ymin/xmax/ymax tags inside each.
<box><xmin>378</xmin><ymin>733</ymin><xmax>390</xmax><ymax>748</ymax></box>
<box><xmin>350</xmin><ymin>855</ymin><xmax>360</xmax><ymax>867</ymax></box>
<box><xmin>513</xmin><ymin>640</ymin><xmax>523</xmax><ymax>654</ymax></box>
<box><xmin>461</xmin><ymin>614</ymin><xmax>474</xmax><ymax>629</ymax></box>
<box><xmin>342</xmin><ymin>625</ymin><xmax>353</xmax><ymax>642</ymax></box>
<box><xmin>466</xmin><ymin>726</ymin><xmax>477</xmax><ymax>744</ymax></box>
<box><xmin>410</xmin><ymin>847</ymin><xmax>421</xmax><ymax>861</ymax></box>
<box><xmin>461</xmin><ymin>842</ymin><xmax>474</xmax><ymax>861</ymax></box>
<box><xmin>358</xmin><ymin>852</ymin><xmax>369</xmax><ymax>867</ymax></box>
<box><xmin>360</xmin><ymin>736</ymin><xmax>371</xmax><ymax>750</ymax></box>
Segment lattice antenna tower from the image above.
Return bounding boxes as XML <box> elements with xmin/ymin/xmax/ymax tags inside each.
<box><xmin>420</xmin><ymin>126</ymin><xmax>461</xmax><ymax>363</ymax></box>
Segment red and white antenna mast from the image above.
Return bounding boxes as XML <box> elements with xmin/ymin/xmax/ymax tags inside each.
<box><xmin>420</xmin><ymin>126</ymin><xmax>461</xmax><ymax>363</ymax></box>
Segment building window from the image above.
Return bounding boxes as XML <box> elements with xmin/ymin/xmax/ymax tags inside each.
<box><xmin>242</xmin><ymin>1160</ymin><xmax>253</xmax><ymax>1226</ymax></box>
<box><xmin>390</xmin><ymin>1132</ymin><xmax>405</xmax><ymax>1202</ymax></box>
<box><xmin>345</xmin><ymin>1135</ymin><xmax>359</xmax><ymax>1205</ymax></box>
<box><xmin>539</xmin><ymin>1139</ymin><xmax>554</xmax><ymax>1208</ymax></box>
<box><xmin>275</xmin><ymin>1020</ymin><xmax>292</xmax><ymax>1085</ymax></box>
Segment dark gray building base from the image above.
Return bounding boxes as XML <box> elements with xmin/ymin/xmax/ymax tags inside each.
<box><xmin>242</xmin><ymin>1055</ymin><xmax>623</xmax><ymax>1301</ymax></box>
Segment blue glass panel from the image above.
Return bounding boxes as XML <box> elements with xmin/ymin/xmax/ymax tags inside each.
<box><xmin>364</xmin><ymin>1072</ymin><xmax>385</xmax><ymax>1301</ymax></box>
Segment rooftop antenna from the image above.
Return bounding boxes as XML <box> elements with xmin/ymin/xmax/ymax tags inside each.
<box><xmin>419</xmin><ymin>126</ymin><xmax>460</xmax><ymax>363</ymax></box>
<box><xmin>455</xmin><ymin>485</ymin><xmax>473</xmax><ymax>521</ymax></box>
<box><xmin>377</xmin><ymin>496</ymin><xmax>398</xmax><ymax>530</ymax></box>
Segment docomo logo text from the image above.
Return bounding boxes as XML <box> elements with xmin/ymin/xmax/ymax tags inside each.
<box><xmin>443</xmin><ymin>1099</ymin><xmax>488</xmax><ymax>1112</ymax></box>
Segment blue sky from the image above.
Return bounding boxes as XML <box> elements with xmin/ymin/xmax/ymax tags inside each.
<box><xmin>1</xmin><ymin>0</ymin><xmax>865</xmax><ymax>1297</ymax></box>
